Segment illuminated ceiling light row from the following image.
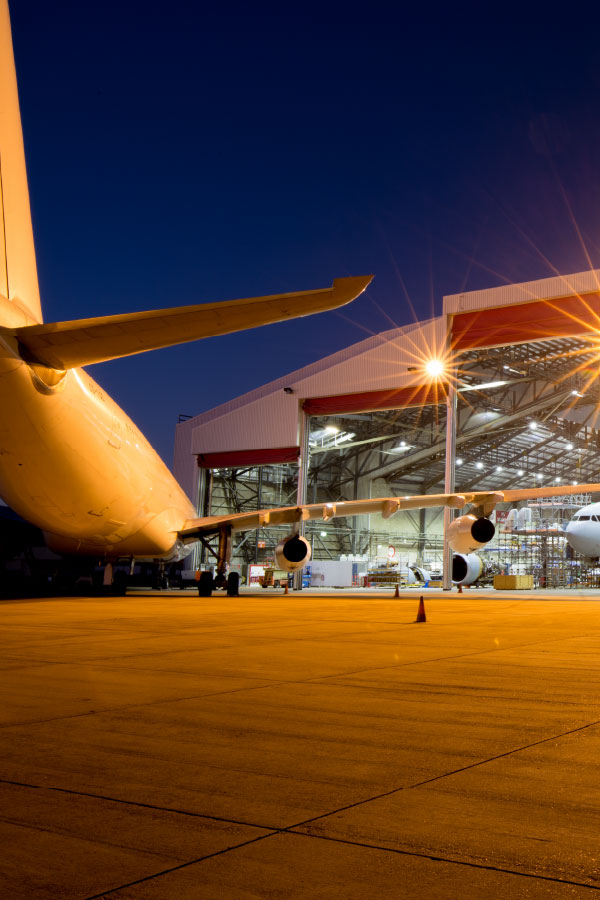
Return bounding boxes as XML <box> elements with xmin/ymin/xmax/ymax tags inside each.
<box><xmin>457</xmin><ymin>461</ymin><xmax>577</xmax><ymax>485</ymax></box>
<box><xmin>458</xmin><ymin>380</ymin><xmax>509</xmax><ymax>392</ymax></box>
<box><xmin>528</xmin><ymin>425</ymin><xmax>575</xmax><ymax>451</ymax></box>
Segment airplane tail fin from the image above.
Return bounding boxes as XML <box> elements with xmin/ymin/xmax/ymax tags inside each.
<box><xmin>0</xmin><ymin>0</ymin><xmax>42</xmax><ymax>323</ymax></box>
<box><xmin>14</xmin><ymin>276</ymin><xmax>372</xmax><ymax>370</ymax></box>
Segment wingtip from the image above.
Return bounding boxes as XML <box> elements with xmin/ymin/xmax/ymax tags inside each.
<box><xmin>331</xmin><ymin>274</ymin><xmax>374</xmax><ymax>305</ymax></box>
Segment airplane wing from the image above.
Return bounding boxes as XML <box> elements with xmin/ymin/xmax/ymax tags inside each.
<box><xmin>178</xmin><ymin>482</ymin><xmax>600</xmax><ymax>540</ymax></box>
<box><xmin>180</xmin><ymin>492</ymin><xmax>473</xmax><ymax>540</ymax></box>
<box><xmin>11</xmin><ymin>275</ymin><xmax>373</xmax><ymax>370</ymax></box>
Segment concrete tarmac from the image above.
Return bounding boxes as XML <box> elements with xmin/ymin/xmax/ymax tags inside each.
<box><xmin>3</xmin><ymin>588</ymin><xmax>600</xmax><ymax>897</ymax></box>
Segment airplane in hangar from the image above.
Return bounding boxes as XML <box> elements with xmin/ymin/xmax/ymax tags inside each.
<box><xmin>2</xmin><ymin>0</ymin><xmax>600</xmax><ymax>596</ymax></box>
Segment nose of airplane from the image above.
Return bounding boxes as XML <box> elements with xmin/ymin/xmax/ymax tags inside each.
<box><xmin>565</xmin><ymin>522</ymin><xmax>600</xmax><ymax>558</ymax></box>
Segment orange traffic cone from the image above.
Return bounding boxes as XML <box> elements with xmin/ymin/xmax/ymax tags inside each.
<box><xmin>415</xmin><ymin>596</ymin><xmax>426</xmax><ymax>623</ymax></box>
<box><xmin>394</xmin><ymin>584</ymin><xmax>400</xmax><ymax>598</ymax></box>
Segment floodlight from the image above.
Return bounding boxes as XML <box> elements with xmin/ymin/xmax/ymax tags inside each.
<box><xmin>425</xmin><ymin>359</ymin><xmax>444</xmax><ymax>377</ymax></box>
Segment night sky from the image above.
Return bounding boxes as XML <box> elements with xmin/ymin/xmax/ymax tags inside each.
<box><xmin>9</xmin><ymin>3</ymin><xmax>600</xmax><ymax>464</ymax></box>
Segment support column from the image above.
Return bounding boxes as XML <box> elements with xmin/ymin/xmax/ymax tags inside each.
<box><xmin>443</xmin><ymin>329</ymin><xmax>457</xmax><ymax>591</ymax></box>
<box><xmin>293</xmin><ymin>408</ymin><xmax>310</xmax><ymax>590</ymax></box>
<box><xmin>200</xmin><ymin>469</ymin><xmax>214</xmax><ymax>569</ymax></box>
<box><xmin>192</xmin><ymin>467</ymin><xmax>207</xmax><ymax>572</ymax></box>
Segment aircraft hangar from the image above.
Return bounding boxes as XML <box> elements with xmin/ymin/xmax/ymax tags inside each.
<box><xmin>174</xmin><ymin>268</ymin><xmax>600</xmax><ymax>591</ymax></box>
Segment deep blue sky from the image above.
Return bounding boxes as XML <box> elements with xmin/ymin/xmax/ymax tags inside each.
<box><xmin>10</xmin><ymin>2</ymin><xmax>600</xmax><ymax>464</ymax></box>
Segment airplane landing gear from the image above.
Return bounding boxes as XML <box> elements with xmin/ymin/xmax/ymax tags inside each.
<box><xmin>226</xmin><ymin>571</ymin><xmax>239</xmax><ymax>596</ymax></box>
<box><xmin>197</xmin><ymin>524</ymin><xmax>236</xmax><ymax>597</ymax></box>
<box><xmin>214</xmin><ymin>571</ymin><xmax>227</xmax><ymax>590</ymax></box>
<box><xmin>198</xmin><ymin>571</ymin><xmax>214</xmax><ymax>597</ymax></box>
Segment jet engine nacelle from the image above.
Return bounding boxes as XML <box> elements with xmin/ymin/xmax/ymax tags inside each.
<box><xmin>275</xmin><ymin>534</ymin><xmax>312</xmax><ymax>572</ymax></box>
<box><xmin>452</xmin><ymin>552</ymin><xmax>483</xmax><ymax>585</ymax></box>
<box><xmin>446</xmin><ymin>514</ymin><xmax>495</xmax><ymax>554</ymax></box>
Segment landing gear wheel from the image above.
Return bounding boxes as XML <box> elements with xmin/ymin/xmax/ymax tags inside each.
<box><xmin>197</xmin><ymin>571</ymin><xmax>214</xmax><ymax>597</ymax></box>
<box><xmin>112</xmin><ymin>571</ymin><xmax>128</xmax><ymax>596</ymax></box>
<box><xmin>226</xmin><ymin>572</ymin><xmax>240</xmax><ymax>597</ymax></box>
<box><xmin>214</xmin><ymin>571</ymin><xmax>227</xmax><ymax>590</ymax></box>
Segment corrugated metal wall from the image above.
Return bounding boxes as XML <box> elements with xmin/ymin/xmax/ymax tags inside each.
<box><xmin>444</xmin><ymin>268</ymin><xmax>600</xmax><ymax>314</ymax></box>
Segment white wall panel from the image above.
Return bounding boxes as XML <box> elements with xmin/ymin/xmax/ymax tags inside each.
<box><xmin>190</xmin><ymin>393</ymin><xmax>298</xmax><ymax>456</ymax></box>
<box><xmin>444</xmin><ymin>268</ymin><xmax>600</xmax><ymax>315</ymax></box>
<box><xmin>173</xmin><ymin>418</ymin><xmax>197</xmax><ymax>501</ymax></box>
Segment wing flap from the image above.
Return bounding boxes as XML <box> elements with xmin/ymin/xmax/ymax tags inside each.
<box><xmin>13</xmin><ymin>275</ymin><xmax>372</xmax><ymax>370</ymax></box>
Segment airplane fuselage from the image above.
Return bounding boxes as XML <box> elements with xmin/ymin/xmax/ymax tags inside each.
<box><xmin>0</xmin><ymin>294</ymin><xmax>195</xmax><ymax>559</ymax></box>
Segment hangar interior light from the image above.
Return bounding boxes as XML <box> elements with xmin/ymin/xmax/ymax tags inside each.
<box><xmin>458</xmin><ymin>380</ymin><xmax>509</xmax><ymax>392</ymax></box>
<box><xmin>425</xmin><ymin>359</ymin><xmax>445</xmax><ymax>378</ymax></box>
<box><xmin>389</xmin><ymin>440</ymin><xmax>410</xmax><ymax>453</ymax></box>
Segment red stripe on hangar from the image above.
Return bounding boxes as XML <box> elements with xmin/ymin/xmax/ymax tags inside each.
<box><xmin>452</xmin><ymin>291</ymin><xmax>600</xmax><ymax>351</ymax></box>
<box><xmin>197</xmin><ymin>446</ymin><xmax>300</xmax><ymax>469</ymax></box>
<box><xmin>303</xmin><ymin>384</ymin><xmax>445</xmax><ymax>415</ymax></box>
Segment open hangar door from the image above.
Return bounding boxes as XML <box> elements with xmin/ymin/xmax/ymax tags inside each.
<box><xmin>196</xmin><ymin>330</ymin><xmax>600</xmax><ymax>589</ymax></box>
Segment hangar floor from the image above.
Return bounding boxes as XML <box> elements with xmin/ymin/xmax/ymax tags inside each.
<box><xmin>2</xmin><ymin>591</ymin><xmax>600</xmax><ymax>898</ymax></box>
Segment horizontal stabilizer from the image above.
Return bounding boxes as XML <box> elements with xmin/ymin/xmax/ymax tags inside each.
<box><xmin>178</xmin><ymin>482</ymin><xmax>600</xmax><ymax>540</ymax></box>
<box><xmin>12</xmin><ymin>275</ymin><xmax>372</xmax><ymax>370</ymax></box>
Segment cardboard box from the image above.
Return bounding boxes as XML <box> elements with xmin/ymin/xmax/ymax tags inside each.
<box><xmin>493</xmin><ymin>574</ymin><xmax>534</xmax><ymax>590</ymax></box>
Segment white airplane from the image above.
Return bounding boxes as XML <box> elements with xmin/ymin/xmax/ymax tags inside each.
<box><xmin>565</xmin><ymin>503</ymin><xmax>600</xmax><ymax>558</ymax></box>
<box><xmin>2</xmin><ymin>0</ymin><xmax>599</xmax><ymax>595</ymax></box>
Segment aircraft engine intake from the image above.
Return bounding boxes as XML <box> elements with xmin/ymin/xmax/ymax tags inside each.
<box><xmin>452</xmin><ymin>552</ymin><xmax>483</xmax><ymax>585</ymax></box>
<box><xmin>275</xmin><ymin>534</ymin><xmax>312</xmax><ymax>572</ymax></box>
<box><xmin>447</xmin><ymin>514</ymin><xmax>495</xmax><ymax>554</ymax></box>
